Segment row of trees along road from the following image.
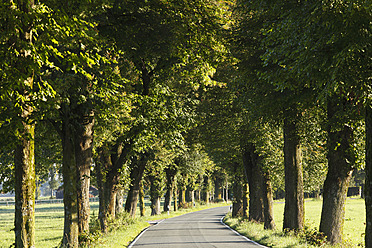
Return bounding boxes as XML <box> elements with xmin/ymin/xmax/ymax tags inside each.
<box><xmin>0</xmin><ymin>0</ymin><xmax>371</xmax><ymax>248</ymax></box>
<box><xmin>0</xmin><ymin>0</ymin><xmax>228</xmax><ymax>247</ymax></box>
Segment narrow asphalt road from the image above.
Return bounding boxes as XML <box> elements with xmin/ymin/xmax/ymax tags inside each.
<box><xmin>129</xmin><ymin>206</ymin><xmax>265</xmax><ymax>248</ymax></box>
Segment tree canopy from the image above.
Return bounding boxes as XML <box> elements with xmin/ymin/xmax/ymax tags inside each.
<box><xmin>0</xmin><ymin>0</ymin><xmax>371</xmax><ymax>247</ymax></box>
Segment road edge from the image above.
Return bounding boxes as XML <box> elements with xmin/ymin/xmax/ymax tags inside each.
<box><xmin>128</xmin><ymin>206</ymin><xmax>268</xmax><ymax>248</ymax></box>
<box><xmin>220</xmin><ymin>215</ymin><xmax>269</xmax><ymax>248</ymax></box>
<box><xmin>127</xmin><ymin>219</ymin><xmax>165</xmax><ymax>248</ymax></box>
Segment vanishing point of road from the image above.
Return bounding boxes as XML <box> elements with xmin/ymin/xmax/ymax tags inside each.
<box><xmin>129</xmin><ymin>206</ymin><xmax>266</xmax><ymax>248</ymax></box>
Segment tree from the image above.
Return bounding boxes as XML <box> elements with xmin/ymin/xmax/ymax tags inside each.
<box><xmin>283</xmin><ymin>108</ymin><xmax>304</xmax><ymax>230</ymax></box>
<box><xmin>0</xmin><ymin>1</ymin><xmax>61</xmax><ymax>246</ymax></box>
<box><xmin>164</xmin><ymin>162</ymin><xmax>177</xmax><ymax>213</ymax></box>
<box><xmin>124</xmin><ymin>151</ymin><xmax>152</xmax><ymax>217</ymax></box>
<box><xmin>242</xmin><ymin>143</ymin><xmax>264</xmax><ymax>222</ymax></box>
<box><xmin>231</xmin><ymin>162</ymin><xmax>245</xmax><ymax>217</ymax></box>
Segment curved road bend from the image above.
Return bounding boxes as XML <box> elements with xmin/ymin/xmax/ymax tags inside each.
<box><xmin>129</xmin><ymin>206</ymin><xmax>265</xmax><ymax>248</ymax></box>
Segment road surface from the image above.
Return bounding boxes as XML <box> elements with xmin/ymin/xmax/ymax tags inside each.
<box><xmin>129</xmin><ymin>206</ymin><xmax>265</xmax><ymax>248</ymax></box>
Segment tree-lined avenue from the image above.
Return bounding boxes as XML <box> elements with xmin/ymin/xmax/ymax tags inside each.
<box><xmin>130</xmin><ymin>206</ymin><xmax>263</xmax><ymax>248</ymax></box>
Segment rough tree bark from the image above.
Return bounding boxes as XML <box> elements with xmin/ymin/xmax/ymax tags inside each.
<box><xmin>214</xmin><ymin>172</ymin><xmax>223</xmax><ymax>201</ymax></box>
<box><xmin>149</xmin><ymin>173</ymin><xmax>163</xmax><ymax>216</ymax></box>
<box><xmin>14</xmin><ymin>117</ymin><xmax>35</xmax><ymax>248</ymax></box>
<box><xmin>125</xmin><ymin>152</ymin><xmax>149</xmax><ymax>217</ymax></box>
<box><xmin>231</xmin><ymin>163</ymin><xmax>244</xmax><ymax>217</ymax></box>
<box><xmin>202</xmin><ymin>175</ymin><xmax>210</xmax><ymax>204</ymax></box>
<box><xmin>61</xmin><ymin>110</ymin><xmax>79</xmax><ymax>247</ymax></box>
<box><xmin>190</xmin><ymin>190</ymin><xmax>195</xmax><ymax>207</ymax></box>
<box><xmin>150</xmin><ymin>197</ymin><xmax>161</xmax><ymax>216</ymax></box>
<box><xmin>173</xmin><ymin>183</ymin><xmax>178</xmax><ymax>211</ymax></box>
<box><xmin>96</xmin><ymin>146</ymin><xmax>110</xmax><ymax>233</ymax></box>
<box><xmin>139</xmin><ymin>182</ymin><xmax>146</xmax><ymax>217</ymax></box>
<box><xmin>96</xmin><ymin>141</ymin><xmax>133</xmax><ymax>232</ymax></box>
<box><xmin>320</xmin><ymin>97</ymin><xmax>355</xmax><ymax>244</ymax></box>
<box><xmin>74</xmin><ymin>108</ymin><xmax>94</xmax><ymax>235</ymax></box>
<box><xmin>226</xmin><ymin>186</ymin><xmax>229</xmax><ymax>202</ymax></box>
<box><xmin>13</xmin><ymin>1</ymin><xmax>36</xmax><ymax>247</ymax></box>
<box><xmin>283</xmin><ymin>112</ymin><xmax>304</xmax><ymax>231</ymax></box>
<box><xmin>104</xmin><ymin>159</ymin><xmax>117</xmax><ymax>220</ymax></box>
<box><xmin>115</xmin><ymin>189</ymin><xmax>124</xmax><ymax>217</ymax></box>
<box><xmin>164</xmin><ymin>165</ymin><xmax>177</xmax><ymax>212</ymax></box>
<box><xmin>178</xmin><ymin>174</ymin><xmax>187</xmax><ymax>208</ymax></box>
<box><xmin>243</xmin><ymin>144</ymin><xmax>264</xmax><ymax>222</ymax></box>
<box><xmin>262</xmin><ymin>171</ymin><xmax>276</xmax><ymax>230</ymax></box>
<box><xmin>242</xmin><ymin>182</ymin><xmax>249</xmax><ymax>218</ymax></box>
<box><xmin>365</xmin><ymin>104</ymin><xmax>372</xmax><ymax>248</ymax></box>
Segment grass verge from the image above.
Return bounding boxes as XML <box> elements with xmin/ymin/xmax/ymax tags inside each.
<box><xmin>223</xmin><ymin>197</ymin><xmax>365</xmax><ymax>247</ymax></box>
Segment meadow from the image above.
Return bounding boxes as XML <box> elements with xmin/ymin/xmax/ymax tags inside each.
<box><xmin>0</xmin><ymin>198</ymin><xmax>365</xmax><ymax>247</ymax></box>
<box><xmin>0</xmin><ymin>201</ymin><xmax>100</xmax><ymax>248</ymax></box>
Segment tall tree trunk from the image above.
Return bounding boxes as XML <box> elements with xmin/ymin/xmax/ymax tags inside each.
<box><xmin>96</xmin><ymin>148</ymin><xmax>108</xmax><ymax>233</ymax></box>
<box><xmin>225</xmin><ymin>181</ymin><xmax>229</xmax><ymax>202</ymax></box>
<box><xmin>74</xmin><ymin>109</ymin><xmax>94</xmax><ymax>235</ymax></box>
<box><xmin>262</xmin><ymin>172</ymin><xmax>276</xmax><ymax>230</ymax></box>
<box><xmin>231</xmin><ymin>163</ymin><xmax>244</xmax><ymax>217</ymax></box>
<box><xmin>243</xmin><ymin>182</ymin><xmax>249</xmax><ymax>218</ymax></box>
<box><xmin>232</xmin><ymin>183</ymin><xmax>243</xmax><ymax>217</ymax></box>
<box><xmin>150</xmin><ymin>197</ymin><xmax>161</xmax><ymax>216</ymax></box>
<box><xmin>178</xmin><ymin>174</ymin><xmax>187</xmax><ymax>208</ymax></box>
<box><xmin>190</xmin><ymin>190</ymin><xmax>195</xmax><ymax>207</ymax></box>
<box><xmin>164</xmin><ymin>188</ymin><xmax>172</xmax><ymax>213</ymax></box>
<box><xmin>214</xmin><ymin>173</ymin><xmax>223</xmax><ymax>201</ymax></box>
<box><xmin>320</xmin><ymin>98</ymin><xmax>354</xmax><ymax>244</ymax></box>
<box><xmin>283</xmin><ymin>113</ymin><xmax>304</xmax><ymax>231</ymax></box>
<box><xmin>97</xmin><ymin>142</ymin><xmax>132</xmax><ymax>232</ymax></box>
<box><xmin>104</xmin><ymin>175</ymin><xmax>117</xmax><ymax>219</ymax></box>
<box><xmin>173</xmin><ymin>184</ymin><xmax>178</xmax><ymax>211</ymax></box>
<box><xmin>125</xmin><ymin>184</ymin><xmax>139</xmax><ymax>217</ymax></box>
<box><xmin>164</xmin><ymin>165</ymin><xmax>176</xmax><ymax>212</ymax></box>
<box><xmin>139</xmin><ymin>182</ymin><xmax>146</xmax><ymax>217</ymax></box>
<box><xmin>125</xmin><ymin>153</ymin><xmax>149</xmax><ymax>217</ymax></box>
<box><xmin>149</xmin><ymin>173</ymin><xmax>163</xmax><ymax>216</ymax></box>
<box><xmin>243</xmin><ymin>145</ymin><xmax>264</xmax><ymax>222</ymax></box>
<box><xmin>61</xmin><ymin>112</ymin><xmax>79</xmax><ymax>247</ymax></box>
<box><xmin>105</xmin><ymin>142</ymin><xmax>133</xmax><ymax>219</ymax></box>
<box><xmin>365</xmin><ymin>104</ymin><xmax>372</xmax><ymax>248</ymax></box>
<box><xmin>232</xmin><ymin>163</ymin><xmax>244</xmax><ymax>217</ymax></box>
<box><xmin>186</xmin><ymin>188</ymin><xmax>191</xmax><ymax>202</ymax></box>
<box><xmin>179</xmin><ymin>188</ymin><xmax>186</xmax><ymax>206</ymax></box>
<box><xmin>202</xmin><ymin>175</ymin><xmax>210</xmax><ymax>204</ymax></box>
<box><xmin>14</xmin><ymin>119</ymin><xmax>35</xmax><ymax>248</ymax></box>
<box><xmin>14</xmin><ymin>1</ymin><xmax>36</xmax><ymax>247</ymax></box>
<box><xmin>115</xmin><ymin>189</ymin><xmax>124</xmax><ymax>217</ymax></box>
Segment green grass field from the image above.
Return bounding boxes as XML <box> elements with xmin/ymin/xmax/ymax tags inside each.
<box><xmin>224</xmin><ymin>197</ymin><xmax>366</xmax><ymax>247</ymax></box>
<box><xmin>0</xmin><ymin>198</ymin><xmax>365</xmax><ymax>247</ymax></box>
<box><xmin>0</xmin><ymin>202</ymin><xmax>100</xmax><ymax>248</ymax></box>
